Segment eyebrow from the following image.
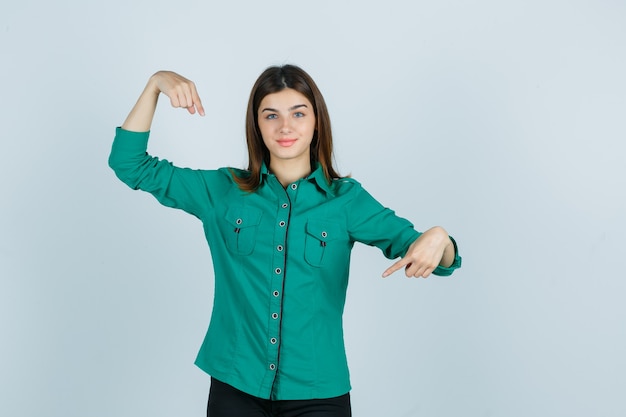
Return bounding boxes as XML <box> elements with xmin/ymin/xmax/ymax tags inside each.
<box><xmin>261</xmin><ymin>104</ymin><xmax>309</xmax><ymax>113</ymax></box>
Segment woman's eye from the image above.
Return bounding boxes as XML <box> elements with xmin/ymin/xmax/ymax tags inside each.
<box><xmin>266</xmin><ymin>114</ymin><xmax>278</xmax><ymax>120</ymax></box>
<box><xmin>294</xmin><ymin>112</ymin><xmax>305</xmax><ymax>118</ymax></box>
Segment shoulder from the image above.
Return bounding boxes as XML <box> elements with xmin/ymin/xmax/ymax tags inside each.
<box><xmin>329</xmin><ymin>176</ymin><xmax>387</xmax><ymax>210</ymax></box>
<box><xmin>196</xmin><ymin>167</ymin><xmax>249</xmax><ymax>187</ymax></box>
<box><xmin>218</xmin><ymin>167</ymin><xmax>249</xmax><ymax>179</ymax></box>
<box><xmin>329</xmin><ymin>176</ymin><xmax>364</xmax><ymax>196</ymax></box>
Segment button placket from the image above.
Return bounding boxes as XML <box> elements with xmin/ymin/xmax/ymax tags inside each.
<box><xmin>286</xmin><ymin>181</ymin><xmax>300</xmax><ymax>203</ymax></box>
<box><xmin>268</xmin><ymin>189</ymin><xmax>291</xmax><ymax>379</ymax></box>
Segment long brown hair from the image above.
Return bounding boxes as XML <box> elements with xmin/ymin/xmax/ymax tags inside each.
<box><xmin>233</xmin><ymin>64</ymin><xmax>342</xmax><ymax>192</ymax></box>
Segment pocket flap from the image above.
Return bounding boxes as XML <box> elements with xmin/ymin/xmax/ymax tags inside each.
<box><xmin>224</xmin><ymin>206</ymin><xmax>263</xmax><ymax>229</ymax></box>
<box><xmin>305</xmin><ymin>220</ymin><xmax>341</xmax><ymax>242</ymax></box>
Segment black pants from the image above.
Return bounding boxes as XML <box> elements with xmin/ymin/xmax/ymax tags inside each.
<box><xmin>207</xmin><ymin>377</ymin><xmax>352</xmax><ymax>417</ymax></box>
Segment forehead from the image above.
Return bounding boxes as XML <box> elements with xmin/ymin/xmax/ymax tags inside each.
<box><xmin>259</xmin><ymin>88</ymin><xmax>312</xmax><ymax>110</ymax></box>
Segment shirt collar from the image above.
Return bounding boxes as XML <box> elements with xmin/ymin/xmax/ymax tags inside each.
<box><xmin>260</xmin><ymin>162</ymin><xmax>270</xmax><ymax>178</ymax></box>
<box><xmin>260</xmin><ymin>162</ymin><xmax>334</xmax><ymax>196</ymax></box>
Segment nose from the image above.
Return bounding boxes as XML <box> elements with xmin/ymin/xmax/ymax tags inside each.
<box><xmin>279</xmin><ymin>117</ymin><xmax>292</xmax><ymax>133</ymax></box>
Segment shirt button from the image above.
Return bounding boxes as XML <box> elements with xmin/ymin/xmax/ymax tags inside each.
<box><xmin>281</xmin><ymin>203</ymin><xmax>288</xmax><ymax>209</ymax></box>
<box><xmin>236</xmin><ymin>218</ymin><xmax>243</xmax><ymax>225</ymax></box>
<box><xmin>269</xmin><ymin>364</ymin><xmax>276</xmax><ymax>371</ymax></box>
<box><xmin>272</xmin><ymin>313</ymin><xmax>279</xmax><ymax>320</ymax></box>
<box><xmin>290</xmin><ymin>183</ymin><xmax>297</xmax><ymax>190</ymax></box>
<box><xmin>321</xmin><ymin>231</ymin><xmax>328</xmax><ymax>238</ymax></box>
<box><xmin>273</xmin><ymin>291</ymin><xmax>279</xmax><ymax>297</ymax></box>
<box><xmin>275</xmin><ymin>268</ymin><xmax>282</xmax><ymax>275</ymax></box>
<box><xmin>277</xmin><ymin>245</ymin><xmax>283</xmax><ymax>252</ymax></box>
<box><xmin>279</xmin><ymin>221</ymin><xmax>286</xmax><ymax>227</ymax></box>
<box><xmin>270</xmin><ymin>337</ymin><xmax>277</xmax><ymax>344</ymax></box>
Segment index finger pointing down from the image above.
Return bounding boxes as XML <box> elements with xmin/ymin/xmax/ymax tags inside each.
<box><xmin>382</xmin><ymin>258</ymin><xmax>410</xmax><ymax>278</ymax></box>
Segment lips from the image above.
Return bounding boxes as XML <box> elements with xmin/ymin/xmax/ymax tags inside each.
<box><xmin>277</xmin><ymin>139</ymin><xmax>297</xmax><ymax>147</ymax></box>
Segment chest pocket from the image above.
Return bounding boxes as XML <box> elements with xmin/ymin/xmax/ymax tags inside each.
<box><xmin>223</xmin><ymin>206</ymin><xmax>263</xmax><ymax>255</ymax></box>
<box><xmin>304</xmin><ymin>220</ymin><xmax>342</xmax><ymax>267</ymax></box>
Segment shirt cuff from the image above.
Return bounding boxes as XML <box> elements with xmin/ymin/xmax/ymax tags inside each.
<box><xmin>432</xmin><ymin>236</ymin><xmax>462</xmax><ymax>277</ymax></box>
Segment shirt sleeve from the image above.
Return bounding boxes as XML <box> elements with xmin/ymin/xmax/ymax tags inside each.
<box><xmin>108</xmin><ymin>127</ymin><xmax>231</xmax><ymax>218</ymax></box>
<box><xmin>346</xmin><ymin>182</ymin><xmax>421</xmax><ymax>259</ymax></box>
<box><xmin>346</xmin><ymin>181</ymin><xmax>461</xmax><ymax>276</ymax></box>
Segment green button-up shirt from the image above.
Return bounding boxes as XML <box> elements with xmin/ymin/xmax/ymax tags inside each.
<box><xmin>109</xmin><ymin>128</ymin><xmax>461</xmax><ymax>400</ymax></box>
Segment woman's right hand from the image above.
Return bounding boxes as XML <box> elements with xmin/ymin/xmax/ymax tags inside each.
<box><xmin>121</xmin><ymin>71</ymin><xmax>204</xmax><ymax>132</ymax></box>
<box><xmin>149</xmin><ymin>71</ymin><xmax>205</xmax><ymax>116</ymax></box>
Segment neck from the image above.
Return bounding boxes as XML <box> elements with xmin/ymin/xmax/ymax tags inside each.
<box><xmin>269</xmin><ymin>159</ymin><xmax>312</xmax><ymax>187</ymax></box>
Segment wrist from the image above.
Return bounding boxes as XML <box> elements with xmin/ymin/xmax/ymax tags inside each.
<box><xmin>145</xmin><ymin>74</ymin><xmax>163</xmax><ymax>96</ymax></box>
<box><xmin>427</xmin><ymin>226</ymin><xmax>449</xmax><ymax>242</ymax></box>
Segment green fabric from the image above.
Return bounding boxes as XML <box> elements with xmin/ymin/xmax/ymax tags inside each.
<box><xmin>109</xmin><ymin>127</ymin><xmax>462</xmax><ymax>400</ymax></box>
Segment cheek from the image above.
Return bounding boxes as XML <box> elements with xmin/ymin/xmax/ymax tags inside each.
<box><xmin>258</xmin><ymin>123</ymin><xmax>272</xmax><ymax>141</ymax></box>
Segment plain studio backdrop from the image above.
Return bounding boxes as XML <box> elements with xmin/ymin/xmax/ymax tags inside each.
<box><xmin>1</xmin><ymin>1</ymin><xmax>625</xmax><ymax>416</ymax></box>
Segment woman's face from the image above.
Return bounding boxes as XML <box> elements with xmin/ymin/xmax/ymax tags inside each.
<box><xmin>257</xmin><ymin>88</ymin><xmax>316</xmax><ymax>167</ymax></box>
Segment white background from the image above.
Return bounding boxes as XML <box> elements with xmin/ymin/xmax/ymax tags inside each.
<box><xmin>1</xmin><ymin>1</ymin><xmax>625</xmax><ymax>416</ymax></box>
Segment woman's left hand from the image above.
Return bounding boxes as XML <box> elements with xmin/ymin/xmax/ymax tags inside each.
<box><xmin>382</xmin><ymin>226</ymin><xmax>453</xmax><ymax>278</ymax></box>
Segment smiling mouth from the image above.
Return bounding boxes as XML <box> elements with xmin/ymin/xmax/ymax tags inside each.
<box><xmin>277</xmin><ymin>139</ymin><xmax>297</xmax><ymax>147</ymax></box>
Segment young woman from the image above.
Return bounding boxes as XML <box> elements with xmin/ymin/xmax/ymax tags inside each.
<box><xmin>109</xmin><ymin>65</ymin><xmax>462</xmax><ymax>417</ymax></box>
